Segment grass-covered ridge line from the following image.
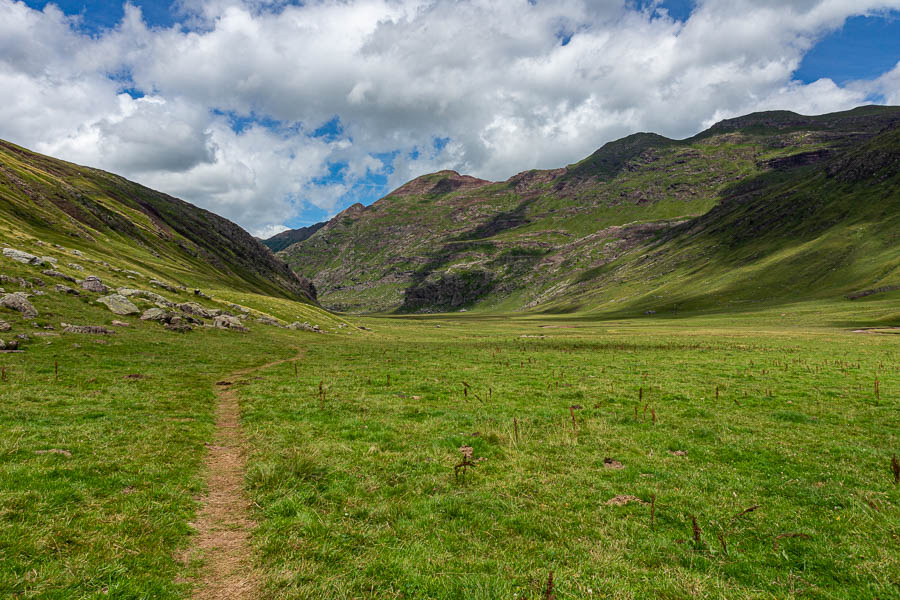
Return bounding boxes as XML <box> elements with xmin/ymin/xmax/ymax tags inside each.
<box><xmin>0</xmin><ymin>139</ymin><xmax>316</xmax><ymax>303</ymax></box>
<box><xmin>277</xmin><ymin>106</ymin><xmax>900</xmax><ymax>315</ymax></box>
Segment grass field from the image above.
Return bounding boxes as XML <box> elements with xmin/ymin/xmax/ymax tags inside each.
<box><xmin>239</xmin><ymin>310</ymin><xmax>899</xmax><ymax>599</ymax></box>
<box><xmin>2</xmin><ymin>295</ymin><xmax>898</xmax><ymax>599</ymax></box>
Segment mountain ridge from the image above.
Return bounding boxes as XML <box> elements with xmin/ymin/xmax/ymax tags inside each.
<box><xmin>0</xmin><ymin>139</ymin><xmax>317</xmax><ymax>303</ymax></box>
<box><xmin>278</xmin><ymin>105</ymin><xmax>900</xmax><ymax>314</ymax></box>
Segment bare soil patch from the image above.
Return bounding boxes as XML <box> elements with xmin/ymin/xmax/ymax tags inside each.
<box><xmin>186</xmin><ymin>351</ymin><xmax>302</xmax><ymax>600</ymax></box>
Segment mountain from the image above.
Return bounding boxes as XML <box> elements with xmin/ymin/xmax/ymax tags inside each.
<box><xmin>0</xmin><ymin>139</ymin><xmax>316</xmax><ymax>302</ymax></box>
<box><xmin>536</xmin><ymin>122</ymin><xmax>900</xmax><ymax>318</ymax></box>
<box><xmin>261</xmin><ymin>222</ymin><xmax>326</xmax><ymax>253</ymax></box>
<box><xmin>278</xmin><ymin>106</ymin><xmax>900</xmax><ymax>314</ymax></box>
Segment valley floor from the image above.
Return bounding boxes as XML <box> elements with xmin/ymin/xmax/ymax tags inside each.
<box><xmin>2</xmin><ymin>304</ymin><xmax>899</xmax><ymax>599</ymax></box>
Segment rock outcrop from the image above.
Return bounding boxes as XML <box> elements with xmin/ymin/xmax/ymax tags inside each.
<box><xmin>2</xmin><ymin>248</ymin><xmax>43</xmax><ymax>266</ymax></box>
<box><xmin>81</xmin><ymin>276</ymin><xmax>108</xmax><ymax>293</ymax></box>
<box><xmin>213</xmin><ymin>315</ymin><xmax>249</xmax><ymax>332</ymax></box>
<box><xmin>97</xmin><ymin>294</ymin><xmax>140</xmax><ymax>315</ymax></box>
<box><xmin>42</xmin><ymin>269</ymin><xmax>77</xmax><ymax>283</ymax></box>
<box><xmin>0</xmin><ymin>293</ymin><xmax>38</xmax><ymax>318</ymax></box>
<box><xmin>63</xmin><ymin>324</ymin><xmax>114</xmax><ymax>334</ymax></box>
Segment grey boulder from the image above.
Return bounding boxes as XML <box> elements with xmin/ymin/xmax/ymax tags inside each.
<box><xmin>81</xmin><ymin>276</ymin><xmax>108</xmax><ymax>293</ymax></box>
<box><xmin>97</xmin><ymin>294</ymin><xmax>139</xmax><ymax>315</ymax></box>
<box><xmin>42</xmin><ymin>269</ymin><xmax>77</xmax><ymax>283</ymax></box>
<box><xmin>213</xmin><ymin>315</ymin><xmax>249</xmax><ymax>332</ymax></box>
<box><xmin>0</xmin><ymin>293</ymin><xmax>38</xmax><ymax>318</ymax></box>
<box><xmin>54</xmin><ymin>284</ymin><xmax>79</xmax><ymax>295</ymax></box>
<box><xmin>140</xmin><ymin>308</ymin><xmax>167</xmax><ymax>321</ymax></box>
<box><xmin>177</xmin><ymin>302</ymin><xmax>214</xmax><ymax>318</ymax></box>
<box><xmin>2</xmin><ymin>248</ymin><xmax>43</xmax><ymax>266</ymax></box>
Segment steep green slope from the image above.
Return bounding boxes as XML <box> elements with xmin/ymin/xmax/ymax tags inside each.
<box><xmin>0</xmin><ymin>139</ymin><xmax>316</xmax><ymax>302</ymax></box>
<box><xmin>280</xmin><ymin>106</ymin><xmax>900</xmax><ymax>313</ymax></box>
<box><xmin>0</xmin><ymin>142</ymin><xmax>356</xmax><ymax>598</ymax></box>
<box><xmin>537</xmin><ymin>123</ymin><xmax>900</xmax><ymax>321</ymax></box>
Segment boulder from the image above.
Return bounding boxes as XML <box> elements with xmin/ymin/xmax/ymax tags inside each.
<box><xmin>54</xmin><ymin>284</ymin><xmax>79</xmax><ymax>295</ymax></box>
<box><xmin>149</xmin><ymin>279</ymin><xmax>179</xmax><ymax>293</ymax></box>
<box><xmin>2</xmin><ymin>248</ymin><xmax>43</xmax><ymax>266</ymax></box>
<box><xmin>0</xmin><ymin>319</ymin><xmax>9</xmax><ymax>331</ymax></box>
<box><xmin>164</xmin><ymin>322</ymin><xmax>193</xmax><ymax>333</ymax></box>
<box><xmin>0</xmin><ymin>293</ymin><xmax>38</xmax><ymax>318</ymax></box>
<box><xmin>256</xmin><ymin>315</ymin><xmax>283</xmax><ymax>327</ymax></box>
<box><xmin>117</xmin><ymin>288</ymin><xmax>173</xmax><ymax>307</ymax></box>
<box><xmin>177</xmin><ymin>302</ymin><xmax>213</xmax><ymax>318</ymax></box>
<box><xmin>111</xmin><ymin>320</ymin><xmax>130</xmax><ymax>327</ymax></box>
<box><xmin>40</xmin><ymin>256</ymin><xmax>58</xmax><ymax>265</ymax></box>
<box><xmin>63</xmin><ymin>324</ymin><xmax>114</xmax><ymax>334</ymax></box>
<box><xmin>213</xmin><ymin>315</ymin><xmax>249</xmax><ymax>333</ymax></box>
<box><xmin>288</xmin><ymin>321</ymin><xmax>321</xmax><ymax>333</ymax></box>
<box><xmin>81</xmin><ymin>276</ymin><xmax>108</xmax><ymax>293</ymax></box>
<box><xmin>31</xmin><ymin>278</ymin><xmax>46</xmax><ymax>287</ymax></box>
<box><xmin>140</xmin><ymin>308</ymin><xmax>168</xmax><ymax>321</ymax></box>
<box><xmin>70</xmin><ymin>249</ymin><xmax>83</xmax><ymax>257</ymax></box>
<box><xmin>67</xmin><ymin>263</ymin><xmax>83</xmax><ymax>271</ymax></box>
<box><xmin>229</xmin><ymin>303</ymin><xmax>251</xmax><ymax>314</ymax></box>
<box><xmin>42</xmin><ymin>270</ymin><xmax>77</xmax><ymax>283</ymax></box>
<box><xmin>97</xmin><ymin>294</ymin><xmax>139</xmax><ymax>315</ymax></box>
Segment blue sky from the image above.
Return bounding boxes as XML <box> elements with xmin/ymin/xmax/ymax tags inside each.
<box><xmin>24</xmin><ymin>0</ymin><xmax>177</xmax><ymax>30</ymax></box>
<box><xmin>6</xmin><ymin>1</ymin><xmax>900</xmax><ymax>235</ymax></box>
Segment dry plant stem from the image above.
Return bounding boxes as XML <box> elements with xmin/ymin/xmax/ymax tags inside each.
<box><xmin>717</xmin><ymin>531</ymin><xmax>728</xmax><ymax>555</ymax></box>
<box><xmin>543</xmin><ymin>571</ymin><xmax>555</xmax><ymax>600</ymax></box>
<box><xmin>733</xmin><ymin>505</ymin><xmax>760</xmax><ymax>520</ymax></box>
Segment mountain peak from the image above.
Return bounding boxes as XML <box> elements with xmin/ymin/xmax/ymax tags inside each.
<box><xmin>386</xmin><ymin>170</ymin><xmax>492</xmax><ymax>198</ymax></box>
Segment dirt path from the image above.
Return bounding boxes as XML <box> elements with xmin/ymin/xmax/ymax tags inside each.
<box><xmin>187</xmin><ymin>351</ymin><xmax>303</xmax><ymax>600</ymax></box>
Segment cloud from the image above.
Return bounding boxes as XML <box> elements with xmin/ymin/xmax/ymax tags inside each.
<box><xmin>1</xmin><ymin>0</ymin><xmax>900</xmax><ymax>235</ymax></box>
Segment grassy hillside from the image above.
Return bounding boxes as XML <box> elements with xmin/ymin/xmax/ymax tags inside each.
<box><xmin>0</xmin><ymin>140</ymin><xmax>354</xmax><ymax>597</ymax></box>
<box><xmin>536</xmin><ymin>124</ymin><xmax>900</xmax><ymax>322</ymax></box>
<box><xmin>279</xmin><ymin>106</ymin><xmax>900</xmax><ymax>315</ymax></box>
<box><xmin>261</xmin><ymin>222</ymin><xmax>326</xmax><ymax>253</ymax></box>
<box><xmin>0</xmin><ymin>139</ymin><xmax>316</xmax><ymax>302</ymax></box>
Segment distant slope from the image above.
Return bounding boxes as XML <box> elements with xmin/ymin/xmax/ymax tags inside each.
<box><xmin>547</xmin><ymin>121</ymin><xmax>900</xmax><ymax>317</ymax></box>
<box><xmin>262</xmin><ymin>222</ymin><xmax>326</xmax><ymax>253</ymax></box>
<box><xmin>280</xmin><ymin>106</ymin><xmax>900</xmax><ymax>313</ymax></box>
<box><xmin>0</xmin><ymin>140</ymin><xmax>316</xmax><ymax>302</ymax></box>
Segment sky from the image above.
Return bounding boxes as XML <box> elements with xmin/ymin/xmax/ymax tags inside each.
<box><xmin>3</xmin><ymin>1</ymin><xmax>900</xmax><ymax>237</ymax></box>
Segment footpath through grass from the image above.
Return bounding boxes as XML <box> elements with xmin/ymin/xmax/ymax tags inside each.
<box><xmin>239</xmin><ymin>314</ymin><xmax>899</xmax><ymax>599</ymax></box>
<box><xmin>0</xmin><ymin>286</ymin><xmax>305</xmax><ymax>599</ymax></box>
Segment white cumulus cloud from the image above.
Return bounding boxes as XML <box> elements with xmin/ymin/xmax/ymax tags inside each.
<box><xmin>1</xmin><ymin>0</ymin><xmax>899</xmax><ymax>235</ymax></box>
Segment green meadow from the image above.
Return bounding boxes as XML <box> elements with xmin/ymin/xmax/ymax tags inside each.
<box><xmin>240</xmin><ymin>306</ymin><xmax>897</xmax><ymax>599</ymax></box>
<box><xmin>1</xmin><ymin>250</ymin><xmax>898</xmax><ymax>600</ymax></box>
